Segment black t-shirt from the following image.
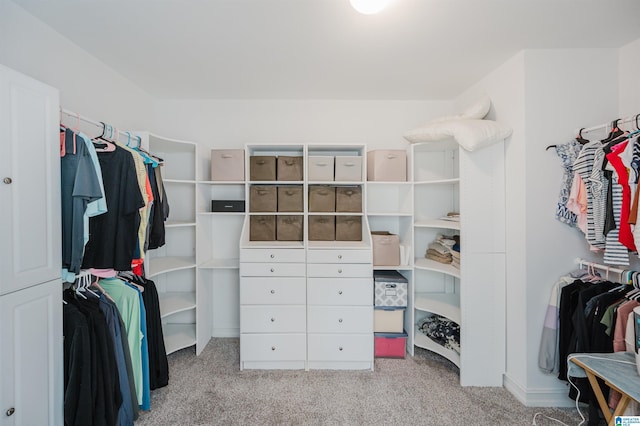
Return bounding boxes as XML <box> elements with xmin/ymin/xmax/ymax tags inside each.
<box><xmin>82</xmin><ymin>146</ymin><xmax>145</xmax><ymax>270</ymax></box>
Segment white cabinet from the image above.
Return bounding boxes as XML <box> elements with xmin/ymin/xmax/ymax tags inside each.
<box><xmin>409</xmin><ymin>140</ymin><xmax>505</xmax><ymax>386</ymax></box>
<box><xmin>137</xmin><ymin>132</ymin><xmax>211</xmax><ymax>355</ymax></box>
<box><xmin>0</xmin><ymin>280</ymin><xmax>62</xmax><ymax>426</ymax></box>
<box><xmin>239</xmin><ymin>248</ymin><xmax>306</xmax><ymax>370</ymax></box>
<box><xmin>0</xmin><ymin>65</ymin><xmax>62</xmax><ymax>426</ymax></box>
<box><xmin>0</xmin><ymin>64</ymin><xmax>61</xmax><ymax>296</ymax></box>
<box><xmin>238</xmin><ymin>144</ymin><xmax>373</xmax><ymax>370</ymax></box>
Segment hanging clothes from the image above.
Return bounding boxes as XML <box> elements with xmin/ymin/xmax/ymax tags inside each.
<box><xmin>82</xmin><ymin>145</ymin><xmax>145</xmax><ymax>271</ymax></box>
<box><xmin>553</xmin><ymin>139</ymin><xmax>583</xmax><ymax>228</ymax></box>
<box><xmin>63</xmin><ymin>289</ymin><xmax>122</xmax><ymax>426</ymax></box>
<box><xmin>60</xmin><ymin>128</ymin><xmax>104</xmax><ymax>279</ymax></box>
<box><xmin>118</xmin><ymin>272</ymin><xmax>169</xmax><ymax>390</ymax></box>
<box><xmin>97</xmin><ymin>277</ymin><xmax>145</xmax><ymax>407</ymax></box>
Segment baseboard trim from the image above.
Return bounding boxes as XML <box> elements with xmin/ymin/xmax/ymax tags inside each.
<box><xmin>503</xmin><ymin>374</ymin><xmax>575</xmax><ymax>407</ymax></box>
<box><xmin>212</xmin><ymin>327</ymin><xmax>239</xmax><ymax>338</ymax></box>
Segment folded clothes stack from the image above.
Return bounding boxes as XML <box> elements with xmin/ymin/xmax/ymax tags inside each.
<box><xmin>425</xmin><ymin>234</ymin><xmax>459</xmax><ymax>265</ymax></box>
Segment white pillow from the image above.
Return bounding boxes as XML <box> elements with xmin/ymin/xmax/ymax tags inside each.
<box><xmin>403</xmin><ymin>119</ymin><xmax>512</xmax><ymax>152</ymax></box>
<box><xmin>428</xmin><ymin>94</ymin><xmax>492</xmax><ymax>124</ymax></box>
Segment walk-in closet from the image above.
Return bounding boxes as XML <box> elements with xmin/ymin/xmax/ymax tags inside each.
<box><xmin>2</xmin><ymin>1</ymin><xmax>640</xmax><ymax>425</ymax></box>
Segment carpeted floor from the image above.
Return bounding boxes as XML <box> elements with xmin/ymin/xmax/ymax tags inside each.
<box><xmin>135</xmin><ymin>338</ymin><xmax>584</xmax><ymax>425</ymax></box>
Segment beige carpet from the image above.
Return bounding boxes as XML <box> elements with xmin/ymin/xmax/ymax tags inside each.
<box><xmin>135</xmin><ymin>338</ymin><xmax>584</xmax><ymax>425</ymax></box>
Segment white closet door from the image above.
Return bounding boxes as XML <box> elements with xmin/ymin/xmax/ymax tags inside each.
<box><xmin>0</xmin><ymin>64</ymin><xmax>61</xmax><ymax>295</ymax></box>
<box><xmin>0</xmin><ymin>279</ymin><xmax>63</xmax><ymax>426</ymax></box>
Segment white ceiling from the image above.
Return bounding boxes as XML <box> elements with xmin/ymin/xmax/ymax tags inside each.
<box><xmin>12</xmin><ymin>0</ymin><xmax>640</xmax><ymax>100</ymax></box>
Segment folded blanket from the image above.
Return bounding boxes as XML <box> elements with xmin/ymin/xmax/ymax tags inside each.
<box><xmin>425</xmin><ymin>249</ymin><xmax>452</xmax><ymax>264</ymax></box>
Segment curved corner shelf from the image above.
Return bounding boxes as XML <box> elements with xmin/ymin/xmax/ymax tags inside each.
<box><xmin>163</xmin><ymin>178</ymin><xmax>197</xmax><ymax>184</ymax></box>
<box><xmin>148</xmin><ymin>256</ymin><xmax>197</xmax><ymax>277</ymax></box>
<box><xmin>414</xmin><ymin>331</ymin><xmax>460</xmax><ymax>367</ymax></box>
<box><xmin>165</xmin><ymin>221</ymin><xmax>196</xmax><ymax>228</ymax></box>
<box><xmin>163</xmin><ymin>323</ymin><xmax>196</xmax><ymax>355</ymax></box>
<box><xmin>414</xmin><ymin>258</ymin><xmax>460</xmax><ymax>278</ymax></box>
<box><xmin>414</xmin><ymin>219</ymin><xmax>461</xmax><ymax>231</ymax></box>
<box><xmin>159</xmin><ymin>292</ymin><xmax>196</xmax><ymax>318</ymax></box>
<box><xmin>414</xmin><ymin>292</ymin><xmax>460</xmax><ymax>323</ymax></box>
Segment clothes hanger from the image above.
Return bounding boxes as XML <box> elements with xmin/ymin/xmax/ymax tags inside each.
<box><xmin>601</xmin><ymin>119</ymin><xmax>625</xmax><ymax>145</ymax></box>
<box><xmin>93</xmin><ymin>122</ymin><xmax>117</xmax><ymax>152</ymax></box>
<box><xmin>576</xmin><ymin>128</ymin><xmax>590</xmax><ymax>144</ymax></box>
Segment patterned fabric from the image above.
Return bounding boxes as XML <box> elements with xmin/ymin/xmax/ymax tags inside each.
<box><xmin>630</xmin><ymin>136</ymin><xmax>640</xmax><ymax>185</ymax></box>
<box><xmin>572</xmin><ymin>141</ymin><xmax>605</xmax><ymax>248</ymax></box>
<box><xmin>417</xmin><ymin>315</ymin><xmax>460</xmax><ymax>355</ymax></box>
<box><xmin>554</xmin><ymin>139</ymin><xmax>582</xmax><ymax>227</ymax></box>
<box><xmin>589</xmin><ymin>146</ymin><xmax>608</xmax><ymax>247</ymax></box>
<box><xmin>603</xmin><ymin>176</ymin><xmax>630</xmax><ymax>265</ymax></box>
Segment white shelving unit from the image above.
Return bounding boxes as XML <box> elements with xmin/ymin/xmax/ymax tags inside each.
<box><xmin>138</xmin><ymin>131</ymin><xmax>211</xmax><ymax>356</ymax></box>
<box><xmin>197</xmin><ymin>178</ymin><xmax>244</xmax><ymax>337</ymax></box>
<box><xmin>238</xmin><ymin>144</ymin><xmax>374</xmax><ymax>370</ymax></box>
<box><xmin>408</xmin><ymin>139</ymin><xmax>506</xmax><ymax>386</ymax></box>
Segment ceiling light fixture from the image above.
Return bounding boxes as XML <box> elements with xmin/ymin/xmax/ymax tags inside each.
<box><xmin>350</xmin><ymin>0</ymin><xmax>392</xmax><ymax>15</ymax></box>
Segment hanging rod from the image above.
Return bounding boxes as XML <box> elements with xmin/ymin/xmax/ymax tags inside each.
<box><xmin>60</xmin><ymin>107</ymin><xmax>140</xmax><ymax>144</ymax></box>
<box><xmin>575</xmin><ymin>257</ymin><xmax>626</xmax><ymax>276</ymax></box>
<box><xmin>576</xmin><ymin>114</ymin><xmax>640</xmax><ymax>135</ymax></box>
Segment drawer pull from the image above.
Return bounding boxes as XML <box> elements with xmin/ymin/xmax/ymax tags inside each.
<box><xmin>270</xmin><ymin>289</ymin><xmax>275</xmax><ymax>294</ymax></box>
<box><xmin>338</xmin><ymin>269</ymin><xmax>343</xmax><ymax>274</ymax></box>
<box><xmin>339</xmin><ymin>347</ymin><xmax>343</xmax><ymax>351</ymax></box>
<box><xmin>6</xmin><ymin>407</ymin><xmax>15</xmax><ymax>416</ymax></box>
<box><xmin>338</xmin><ymin>318</ymin><xmax>343</xmax><ymax>323</ymax></box>
<box><xmin>271</xmin><ymin>346</ymin><xmax>276</xmax><ymax>351</ymax></box>
<box><xmin>337</xmin><ymin>254</ymin><xmax>342</xmax><ymax>259</ymax></box>
<box><xmin>270</xmin><ymin>317</ymin><xmax>275</xmax><ymax>322</ymax></box>
<box><xmin>270</xmin><ymin>254</ymin><xmax>275</xmax><ymax>258</ymax></box>
<box><xmin>270</xmin><ymin>268</ymin><xmax>275</xmax><ymax>272</ymax></box>
<box><xmin>338</xmin><ymin>290</ymin><xmax>343</xmax><ymax>295</ymax></box>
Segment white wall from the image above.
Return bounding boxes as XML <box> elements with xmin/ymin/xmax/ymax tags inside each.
<box><xmin>457</xmin><ymin>48</ymin><xmax>620</xmax><ymax>407</ymax></box>
<box><xmin>153</xmin><ymin>99</ymin><xmax>453</xmax><ymax>181</ymax></box>
<box><xmin>619</xmin><ymin>38</ymin><xmax>640</xmax><ymax>118</ymax></box>
<box><xmin>0</xmin><ymin>0</ymin><xmax>154</xmax><ymax>131</ymax></box>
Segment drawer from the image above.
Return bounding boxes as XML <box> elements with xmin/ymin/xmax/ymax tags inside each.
<box><xmin>240</xmin><ymin>262</ymin><xmax>306</xmax><ymax>277</ymax></box>
<box><xmin>241</xmin><ymin>277</ymin><xmax>306</xmax><ymax>305</ymax></box>
<box><xmin>307</xmin><ymin>278</ymin><xmax>372</xmax><ymax>306</ymax></box>
<box><xmin>240</xmin><ymin>333</ymin><xmax>306</xmax><ymax>362</ymax></box>
<box><xmin>307</xmin><ymin>263</ymin><xmax>372</xmax><ymax>278</ymax></box>
<box><xmin>241</xmin><ymin>305</ymin><xmax>306</xmax><ymax>333</ymax></box>
<box><xmin>307</xmin><ymin>333</ymin><xmax>373</xmax><ymax>362</ymax></box>
<box><xmin>307</xmin><ymin>249</ymin><xmax>371</xmax><ymax>264</ymax></box>
<box><xmin>240</xmin><ymin>248</ymin><xmax>305</xmax><ymax>263</ymax></box>
<box><xmin>307</xmin><ymin>306</ymin><xmax>373</xmax><ymax>333</ymax></box>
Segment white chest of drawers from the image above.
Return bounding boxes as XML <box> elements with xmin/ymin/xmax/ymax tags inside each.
<box><xmin>240</xmin><ymin>248</ymin><xmax>307</xmax><ymax>370</ymax></box>
<box><xmin>306</xmin><ymin>249</ymin><xmax>374</xmax><ymax>370</ymax></box>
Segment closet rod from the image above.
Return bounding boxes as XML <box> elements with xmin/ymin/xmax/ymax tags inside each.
<box><xmin>60</xmin><ymin>108</ymin><xmax>139</xmax><ymax>143</ymax></box>
<box><xmin>576</xmin><ymin>113</ymin><xmax>639</xmax><ymax>135</ymax></box>
<box><xmin>575</xmin><ymin>257</ymin><xmax>626</xmax><ymax>276</ymax></box>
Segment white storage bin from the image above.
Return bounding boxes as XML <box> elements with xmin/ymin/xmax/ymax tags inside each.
<box><xmin>308</xmin><ymin>156</ymin><xmax>334</xmax><ymax>181</ymax></box>
<box><xmin>335</xmin><ymin>156</ymin><xmax>362</xmax><ymax>181</ymax></box>
<box><xmin>367</xmin><ymin>150</ymin><xmax>407</xmax><ymax>182</ymax></box>
<box><xmin>374</xmin><ymin>307</ymin><xmax>405</xmax><ymax>333</ymax></box>
<box><xmin>211</xmin><ymin>149</ymin><xmax>244</xmax><ymax>181</ymax></box>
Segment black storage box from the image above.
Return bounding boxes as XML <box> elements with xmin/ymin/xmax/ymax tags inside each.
<box><xmin>211</xmin><ymin>200</ymin><xmax>245</xmax><ymax>212</ymax></box>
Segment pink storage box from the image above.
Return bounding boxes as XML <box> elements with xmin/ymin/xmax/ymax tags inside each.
<box><xmin>374</xmin><ymin>331</ymin><xmax>408</xmax><ymax>358</ymax></box>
